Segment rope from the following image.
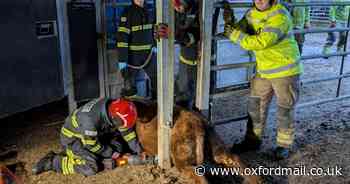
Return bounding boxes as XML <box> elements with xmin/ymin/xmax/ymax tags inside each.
<box><xmin>127</xmin><ymin>47</ymin><xmax>155</xmax><ymax>70</ymax></box>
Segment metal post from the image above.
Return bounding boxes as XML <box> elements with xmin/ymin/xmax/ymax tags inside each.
<box><xmin>56</xmin><ymin>0</ymin><xmax>77</xmax><ymax>112</ymax></box>
<box><xmin>196</xmin><ymin>0</ymin><xmax>214</xmax><ymax>117</ymax></box>
<box><xmin>156</xmin><ymin>0</ymin><xmax>175</xmax><ymax>169</ymax></box>
<box><xmin>208</xmin><ymin>7</ymin><xmax>221</xmax><ymax>123</ymax></box>
<box><xmin>336</xmin><ymin>9</ymin><xmax>350</xmax><ymax>97</ymax></box>
<box><xmin>96</xmin><ymin>0</ymin><xmax>108</xmax><ymax>98</ymax></box>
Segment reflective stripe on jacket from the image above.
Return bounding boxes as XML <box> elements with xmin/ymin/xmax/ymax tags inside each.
<box><xmin>230</xmin><ymin>4</ymin><xmax>303</xmax><ymax>79</ymax></box>
<box><xmin>116</xmin><ymin>3</ymin><xmax>155</xmax><ymax>66</ymax></box>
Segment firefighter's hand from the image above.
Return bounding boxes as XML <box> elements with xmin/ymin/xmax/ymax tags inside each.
<box><xmin>118</xmin><ymin>62</ymin><xmax>127</xmax><ymax>70</ymax></box>
<box><xmin>154</xmin><ymin>23</ymin><xmax>169</xmax><ymax>40</ymax></box>
<box><xmin>118</xmin><ymin>62</ymin><xmax>128</xmax><ymax>79</ymax></box>
<box><xmin>112</xmin><ymin>152</ymin><xmax>121</xmax><ymax>160</ymax></box>
<box><xmin>224</xmin><ymin>23</ymin><xmax>234</xmax><ymax>38</ymax></box>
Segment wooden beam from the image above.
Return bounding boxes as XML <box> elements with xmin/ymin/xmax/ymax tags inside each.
<box><xmin>196</xmin><ymin>0</ymin><xmax>214</xmax><ymax>116</ymax></box>
<box><xmin>156</xmin><ymin>0</ymin><xmax>175</xmax><ymax>169</ymax></box>
<box><xmin>56</xmin><ymin>0</ymin><xmax>77</xmax><ymax>112</ymax></box>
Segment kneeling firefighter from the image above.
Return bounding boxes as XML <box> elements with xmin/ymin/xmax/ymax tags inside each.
<box><xmin>32</xmin><ymin>98</ymin><xmax>143</xmax><ymax>176</ymax></box>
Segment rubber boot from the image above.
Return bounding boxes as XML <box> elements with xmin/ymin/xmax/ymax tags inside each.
<box><xmin>231</xmin><ymin>116</ymin><xmax>262</xmax><ymax>154</ymax></box>
<box><xmin>32</xmin><ymin>151</ymin><xmax>56</xmax><ymax>175</ymax></box>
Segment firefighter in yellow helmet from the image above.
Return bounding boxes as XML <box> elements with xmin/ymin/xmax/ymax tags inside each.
<box><xmin>225</xmin><ymin>0</ymin><xmax>303</xmax><ymax>159</ymax></box>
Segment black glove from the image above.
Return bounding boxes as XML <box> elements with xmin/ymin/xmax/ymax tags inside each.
<box><xmin>224</xmin><ymin>23</ymin><xmax>234</xmax><ymax>38</ymax></box>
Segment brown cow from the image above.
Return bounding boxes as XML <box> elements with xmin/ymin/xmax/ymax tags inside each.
<box><xmin>130</xmin><ymin>98</ymin><xmax>262</xmax><ymax>184</ymax></box>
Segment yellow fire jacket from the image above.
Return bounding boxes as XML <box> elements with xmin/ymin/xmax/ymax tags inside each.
<box><xmin>229</xmin><ymin>3</ymin><xmax>303</xmax><ymax>79</ymax></box>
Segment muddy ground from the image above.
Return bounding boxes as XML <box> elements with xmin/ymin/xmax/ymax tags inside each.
<box><xmin>1</xmin><ymin>33</ymin><xmax>350</xmax><ymax>184</ymax></box>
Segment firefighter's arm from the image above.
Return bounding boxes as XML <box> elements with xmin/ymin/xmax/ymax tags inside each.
<box><xmin>78</xmin><ymin>117</ymin><xmax>115</xmax><ymax>158</ymax></box>
<box><xmin>118</xmin><ymin>127</ymin><xmax>143</xmax><ymax>154</ymax></box>
<box><xmin>81</xmin><ymin>129</ymin><xmax>114</xmax><ymax>158</ymax></box>
<box><xmin>229</xmin><ymin>14</ymin><xmax>290</xmax><ymax>51</ymax></box>
<box><xmin>116</xmin><ymin>10</ymin><xmax>131</xmax><ymax>63</ymax></box>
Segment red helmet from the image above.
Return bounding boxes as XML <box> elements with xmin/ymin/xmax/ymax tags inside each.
<box><xmin>108</xmin><ymin>99</ymin><xmax>137</xmax><ymax>129</ymax></box>
<box><xmin>172</xmin><ymin>0</ymin><xmax>188</xmax><ymax>10</ymax></box>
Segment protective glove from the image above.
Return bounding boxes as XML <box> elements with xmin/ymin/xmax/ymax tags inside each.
<box><xmin>224</xmin><ymin>23</ymin><xmax>234</xmax><ymax>38</ymax></box>
<box><xmin>152</xmin><ymin>47</ymin><xmax>157</xmax><ymax>54</ymax></box>
<box><xmin>226</xmin><ymin>26</ymin><xmax>244</xmax><ymax>44</ymax></box>
<box><xmin>111</xmin><ymin>152</ymin><xmax>121</xmax><ymax>160</ymax></box>
<box><xmin>154</xmin><ymin>23</ymin><xmax>169</xmax><ymax>40</ymax></box>
<box><xmin>118</xmin><ymin>61</ymin><xmax>128</xmax><ymax>79</ymax></box>
<box><xmin>118</xmin><ymin>62</ymin><xmax>127</xmax><ymax>70</ymax></box>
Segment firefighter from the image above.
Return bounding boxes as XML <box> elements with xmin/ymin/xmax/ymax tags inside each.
<box><xmin>156</xmin><ymin>0</ymin><xmax>201</xmax><ymax>109</ymax></box>
<box><xmin>225</xmin><ymin>0</ymin><xmax>303</xmax><ymax>159</ymax></box>
<box><xmin>32</xmin><ymin>98</ymin><xmax>142</xmax><ymax>176</ymax></box>
<box><xmin>283</xmin><ymin>0</ymin><xmax>310</xmax><ymax>54</ymax></box>
<box><xmin>322</xmin><ymin>0</ymin><xmax>350</xmax><ymax>55</ymax></box>
<box><xmin>116</xmin><ymin>0</ymin><xmax>157</xmax><ymax>99</ymax></box>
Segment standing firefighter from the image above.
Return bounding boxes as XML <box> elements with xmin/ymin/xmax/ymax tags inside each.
<box><xmin>225</xmin><ymin>0</ymin><xmax>303</xmax><ymax>159</ymax></box>
<box><xmin>284</xmin><ymin>0</ymin><xmax>310</xmax><ymax>54</ymax></box>
<box><xmin>116</xmin><ymin>0</ymin><xmax>157</xmax><ymax>99</ymax></box>
<box><xmin>322</xmin><ymin>0</ymin><xmax>350</xmax><ymax>55</ymax></box>
<box><xmin>32</xmin><ymin>98</ymin><xmax>143</xmax><ymax>176</ymax></box>
<box><xmin>157</xmin><ymin>0</ymin><xmax>201</xmax><ymax>109</ymax></box>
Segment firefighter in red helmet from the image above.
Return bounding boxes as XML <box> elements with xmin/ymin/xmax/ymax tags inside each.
<box><xmin>32</xmin><ymin>98</ymin><xmax>142</xmax><ymax>176</ymax></box>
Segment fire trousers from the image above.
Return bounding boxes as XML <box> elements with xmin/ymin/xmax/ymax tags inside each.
<box><xmin>247</xmin><ymin>75</ymin><xmax>300</xmax><ymax>148</ymax></box>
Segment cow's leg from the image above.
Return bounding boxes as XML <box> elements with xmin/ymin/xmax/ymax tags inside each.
<box><xmin>207</xmin><ymin>127</ymin><xmax>263</xmax><ymax>184</ymax></box>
